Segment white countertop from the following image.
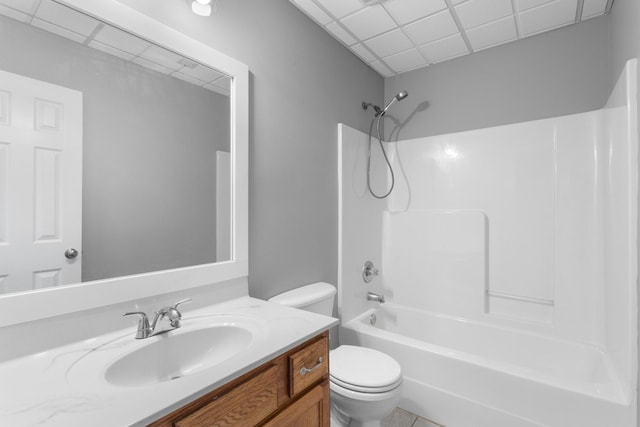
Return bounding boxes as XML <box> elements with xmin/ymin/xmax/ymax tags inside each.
<box><xmin>0</xmin><ymin>296</ymin><xmax>337</xmax><ymax>426</ymax></box>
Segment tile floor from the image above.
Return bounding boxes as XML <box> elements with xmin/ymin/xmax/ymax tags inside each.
<box><xmin>381</xmin><ymin>407</ymin><xmax>444</xmax><ymax>427</ymax></box>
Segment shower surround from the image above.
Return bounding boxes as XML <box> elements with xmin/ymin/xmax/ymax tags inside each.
<box><xmin>337</xmin><ymin>60</ymin><xmax>638</xmax><ymax>426</ymax></box>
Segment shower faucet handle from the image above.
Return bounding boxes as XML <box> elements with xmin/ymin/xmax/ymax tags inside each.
<box><xmin>362</xmin><ymin>260</ymin><xmax>379</xmax><ymax>283</ymax></box>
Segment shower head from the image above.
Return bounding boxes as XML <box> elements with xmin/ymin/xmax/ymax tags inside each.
<box><xmin>380</xmin><ymin>90</ymin><xmax>408</xmax><ymax>116</ymax></box>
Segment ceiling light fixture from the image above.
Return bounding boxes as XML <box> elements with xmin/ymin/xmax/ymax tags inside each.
<box><xmin>191</xmin><ymin>0</ymin><xmax>213</xmax><ymax>16</ymax></box>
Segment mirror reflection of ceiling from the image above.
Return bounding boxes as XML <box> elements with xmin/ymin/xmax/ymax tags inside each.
<box><xmin>290</xmin><ymin>0</ymin><xmax>611</xmax><ymax>77</ymax></box>
<box><xmin>0</xmin><ymin>0</ymin><xmax>230</xmax><ymax>96</ymax></box>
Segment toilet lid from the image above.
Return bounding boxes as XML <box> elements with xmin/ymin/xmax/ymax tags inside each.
<box><xmin>268</xmin><ymin>282</ymin><xmax>336</xmax><ymax>308</ymax></box>
<box><xmin>330</xmin><ymin>345</ymin><xmax>402</xmax><ymax>392</ymax></box>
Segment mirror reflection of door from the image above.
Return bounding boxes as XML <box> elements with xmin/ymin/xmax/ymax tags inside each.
<box><xmin>0</xmin><ymin>2</ymin><xmax>232</xmax><ymax>293</ymax></box>
<box><xmin>0</xmin><ymin>69</ymin><xmax>82</xmax><ymax>293</ymax></box>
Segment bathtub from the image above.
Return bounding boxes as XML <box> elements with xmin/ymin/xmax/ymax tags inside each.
<box><xmin>339</xmin><ymin>303</ymin><xmax>633</xmax><ymax>427</ymax></box>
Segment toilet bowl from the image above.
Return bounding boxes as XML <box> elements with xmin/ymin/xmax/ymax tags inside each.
<box><xmin>329</xmin><ymin>345</ymin><xmax>402</xmax><ymax>427</ymax></box>
<box><xmin>268</xmin><ymin>283</ymin><xmax>403</xmax><ymax>427</ymax></box>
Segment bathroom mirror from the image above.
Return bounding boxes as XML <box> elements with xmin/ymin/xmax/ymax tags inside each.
<box><xmin>0</xmin><ymin>0</ymin><xmax>249</xmax><ymax>326</ymax></box>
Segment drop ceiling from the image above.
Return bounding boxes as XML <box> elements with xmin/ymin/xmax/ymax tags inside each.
<box><xmin>289</xmin><ymin>0</ymin><xmax>612</xmax><ymax>77</ymax></box>
<box><xmin>0</xmin><ymin>0</ymin><xmax>231</xmax><ymax>96</ymax></box>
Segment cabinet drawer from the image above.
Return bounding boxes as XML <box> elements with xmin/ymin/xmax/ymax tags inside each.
<box><xmin>289</xmin><ymin>336</ymin><xmax>328</xmax><ymax>396</ymax></box>
<box><xmin>175</xmin><ymin>365</ymin><xmax>279</xmax><ymax>427</ymax></box>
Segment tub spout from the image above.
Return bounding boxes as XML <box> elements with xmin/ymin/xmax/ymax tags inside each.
<box><xmin>367</xmin><ymin>292</ymin><xmax>386</xmax><ymax>303</ymax></box>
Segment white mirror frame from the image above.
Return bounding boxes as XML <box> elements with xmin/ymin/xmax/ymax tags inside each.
<box><xmin>0</xmin><ymin>0</ymin><xmax>249</xmax><ymax>327</ymax></box>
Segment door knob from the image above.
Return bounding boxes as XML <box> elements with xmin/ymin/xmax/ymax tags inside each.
<box><xmin>65</xmin><ymin>248</ymin><xmax>79</xmax><ymax>259</ymax></box>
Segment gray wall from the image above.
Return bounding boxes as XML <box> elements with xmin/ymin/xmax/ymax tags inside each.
<box><xmin>118</xmin><ymin>0</ymin><xmax>384</xmax><ymax>300</ymax></box>
<box><xmin>384</xmin><ymin>15</ymin><xmax>611</xmax><ymax>140</ymax></box>
<box><xmin>0</xmin><ymin>16</ymin><xmax>230</xmax><ymax>281</ymax></box>
<box><xmin>608</xmin><ymin>0</ymin><xmax>640</xmax><ymax>419</ymax></box>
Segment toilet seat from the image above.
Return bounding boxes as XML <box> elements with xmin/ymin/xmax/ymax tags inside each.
<box><xmin>330</xmin><ymin>375</ymin><xmax>403</xmax><ymax>393</ymax></box>
<box><xmin>329</xmin><ymin>377</ymin><xmax>402</xmax><ymax>402</ymax></box>
<box><xmin>330</xmin><ymin>345</ymin><xmax>402</xmax><ymax>394</ymax></box>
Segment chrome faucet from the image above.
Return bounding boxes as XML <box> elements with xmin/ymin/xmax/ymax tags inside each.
<box><xmin>123</xmin><ymin>298</ymin><xmax>191</xmax><ymax>339</ymax></box>
<box><xmin>367</xmin><ymin>292</ymin><xmax>385</xmax><ymax>303</ymax></box>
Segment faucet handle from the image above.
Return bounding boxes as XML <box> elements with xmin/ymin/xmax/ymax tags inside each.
<box><xmin>164</xmin><ymin>298</ymin><xmax>191</xmax><ymax>328</ymax></box>
<box><xmin>123</xmin><ymin>311</ymin><xmax>150</xmax><ymax>339</ymax></box>
<box><xmin>173</xmin><ymin>298</ymin><xmax>192</xmax><ymax>311</ymax></box>
<box><xmin>362</xmin><ymin>261</ymin><xmax>379</xmax><ymax>283</ymax></box>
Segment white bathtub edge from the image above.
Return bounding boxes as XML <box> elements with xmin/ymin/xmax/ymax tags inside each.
<box><xmin>400</xmin><ymin>377</ymin><xmax>543</xmax><ymax>427</ymax></box>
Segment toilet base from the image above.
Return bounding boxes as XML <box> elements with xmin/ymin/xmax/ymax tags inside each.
<box><xmin>330</xmin><ymin>403</ymin><xmax>351</xmax><ymax>427</ymax></box>
<box><xmin>330</xmin><ymin>403</ymin><xmax>383</xmax><ymax>427</ymax></box>
<box><xmin>329</xmin><ymin>382</ymin><xmax>400</xmax><ymax>427</ymax></box>
<box><xmin>349</xmin><ymin>421</ymin><xmax>382</xmax><ymax>427</ymax></box>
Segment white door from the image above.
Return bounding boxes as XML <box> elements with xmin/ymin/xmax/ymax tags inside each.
<box><xmin>0</xmin><ymin>69</ymin><xmax>82</xmax><ymax>293</ymax></box>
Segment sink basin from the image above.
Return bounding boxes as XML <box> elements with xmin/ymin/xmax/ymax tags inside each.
<box><xmin>67</xmin><ymin>315</ymin><xmax>265</xmax><ymax>388</ymax></box>
<box><xmin>105</xmin><ymin>324</ymin><xmax>253</xmax><ymax>387</ymax></box>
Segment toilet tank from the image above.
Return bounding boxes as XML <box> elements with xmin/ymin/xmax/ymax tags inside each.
<box><xmin>268</xmin><ymin>282</ymin><xmax>336</xmax><ymax>317</ymax></box>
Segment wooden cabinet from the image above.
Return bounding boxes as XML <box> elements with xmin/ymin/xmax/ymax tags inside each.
<box><xmin>262</xmin><ymin>382</ymin><xmax>329</xmax><ymax>427</ymax></box>
<box><xmin>148</xmin><ymin>332</ymin><xmax>330</xmax><ymax>427</ymax></box>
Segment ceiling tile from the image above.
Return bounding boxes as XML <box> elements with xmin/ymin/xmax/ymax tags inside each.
<box><xmin>211</xmin><ymin>77</ymin><xmax>231</xmax><ymax>90</ymax></box>
<box><xmin>517</xmin><ymin>0</ymin><xmax>554</xmax><ymax>12</ymax></box>
<box><xmin>519</xmin><ymin>0</ymin><xmax>577</xmax><ymax>36</ymax></box>
<box><xmin>93</xmin><ymin>25</ymin><xmax>150</xmax><ymax>56</ymax></box>
<box><xmin>316</xmin><ymin>0</ymin><xmax>363</xmax><ymax>19</ymax></box>
<box><xmin>172</xmin><ymin>72</ymin><xmax>206</xmax><ymax>86</ymax></box>
<box><xmin>466</xmin><ymin>16</ymin><xmax>517</xmax><ymax>51</ymax></box>
<box><xmin>88</xmin><ymin>40</ymin><xmax>136</xmax><ymax>61</ymax></box>
<box><xmin>0</xmin><ymin>5</ymin><xmax>30</xmax><ymax>22</ymax></box>
<box><xmin>31</xmin><ymin>18</ymin><xmax>86</xmax><ymax>44</ymax></box>
<box><xmin>340</xmin><ymin>5</ymin><xmax>397</xmax><ymax>40</ymax></box>
<box><xmin>455</xmin><ymin>0</ymin><xmax>514</xmax><ymax>29</ymax></box>
<box><xmin>287</xmin><ymin>0</ymin><xmax>595</xmax><ymax>76</ymax></box>
<box><xmin>139</xmin><ymin>45</ymin><xmax>185</xmax><ymax>71</ymax></box>
<box><xmin>419</xmin><ymin>33</ymin><xmax>469</xmax><ymax>63</ymax></box>
<box><xmin>383</xmin><ymin>48</ymin><xmax>427</xmax><ymax>73</ymax></box>
<box><xmin>382</xmin><ymin>0</ymin><xmax>448</xmax><ymax>25</ymax></box>
<box><xmin>351</xmin><ymin>43</ymin><xmax>378</xmax><ymax>62</ymax></box>
<box><xmin>179</xmin><ymin>64</ymin><xmax>224</xmax><ymax>83</ymax></box>
<box><xmin>291</xmin><ymin>0</ymin><xmax>332</xmax><ymax>25</ymax></box>
<box><xmin>404</xmin><ymin>9</ymin><xmax>459</xmax><ymax>46</ymax></box>
<box><xmin>0</xmin><ymin>0</ymin><xmax>39</xmax><ymax>14</ymax></box>
<box><xmin>133</xmin><ymin>57</ymin><xmax>173</xmax><ymax>75</ymax></box>
<box><xmin>36</xmin><ymin>0</ymin><xmax>100</xmax><ymax>36</ymax></box>
<box><xmin>204</xmin><ymin>83</ymin><xmax>229</xmax><ymax>97</ymax></box>
<box><xmin>582</xmin><ymin>0</ymin><xmax>607</xmax><ymax>18</ymax></box>
<box><xmin>325</xmin><ymin>22</ymin><xmax>357</xmax><ymax>46</ymax></box>
<box><xmin>369</xmin><ymin>60</ymin><xmax>395</xmax><ymax>77</ymax></box>
<box><xmin>365</xmin><ymin>29</ymin><xmax>413</xmax><ymax>59</ymax></box>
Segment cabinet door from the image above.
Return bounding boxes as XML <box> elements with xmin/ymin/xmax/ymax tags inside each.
<box><xmin>262</xmin><ymin>382</ymin><xmax>329</xmax><ymax>427</ymax></box>
<box><xmin>175</xmin><ymin>365</ymin><xmax>279</xmax><ymax>427</ymax></box>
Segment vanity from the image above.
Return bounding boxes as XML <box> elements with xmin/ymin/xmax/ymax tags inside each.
<box><xmin>0</xmin><ymin>295</ymin><xmax>337</xmax><ymax>426</ymax></box>
<box><xmin>0</xmin><ymin>0</ymin><xmax>337</xmax><ymax>425</ymax></box>
<box><xmin>149</xmin><ymin>329</ymin><xmax>330</xmax><ymax>427</ymax></box>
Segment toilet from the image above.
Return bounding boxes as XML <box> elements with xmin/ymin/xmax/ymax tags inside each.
<box><xmin>268</xmin><ymin>282</ymin><xmax>402</xmax><ymax>427</ymax></box>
